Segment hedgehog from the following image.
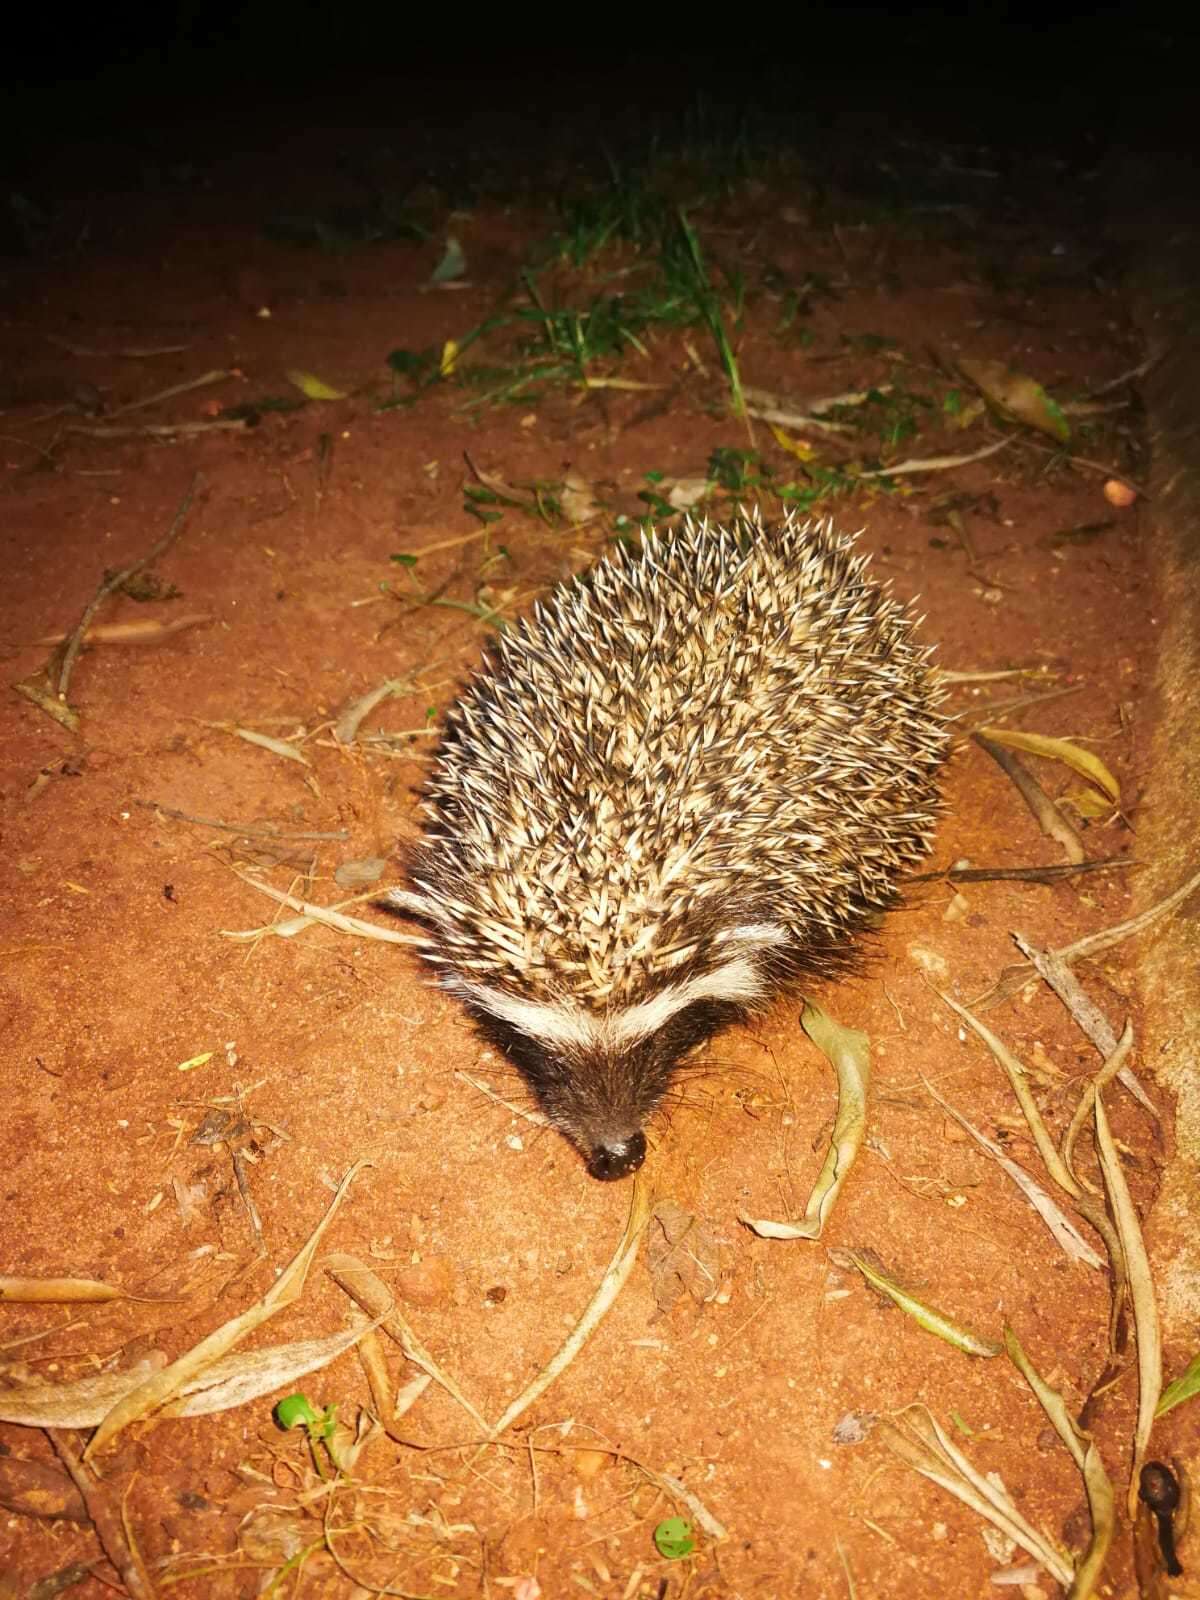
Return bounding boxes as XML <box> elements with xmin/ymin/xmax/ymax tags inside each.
<box><xmin>389</xmin><ymin>510</ymin><xmax>946</xmax><ymax>1180</ymax></box>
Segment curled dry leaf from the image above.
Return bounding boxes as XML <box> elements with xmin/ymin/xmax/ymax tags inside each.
<box><xmin>646</xmin><ymin>1201</ymin><xmax>722</xmax><ymax>1313</ymax></box>
<box><xmin>0</xmin><ymin>1329</ymin><xmax>370</xmax><ymax>1428</ymax></box>
<box><xmin>0</xmin><ymin>1356</ymin><xmax>167</xmax><ymax>1429</ymax></box>
<box><xmin>976</xmin><ymin>726</ymin><xmax>1120</xmax><ymax>806</ymax></box>
<box><xmin>560</xmin><ymin>472</ymin><xmax>602</xmax><ymax>524</ymax></box>
<box><xmin>334</xmin><ymin>677</ymin><xmax>410</xmax><ymax>744</ymax></box>
<box><xmin>741</xmin><ymin>1002</ymin><xmax>868</xmax><ymax>1241</ymax></box>
<box><xmin>0</xmin><ymin>1455</ymin><xmax>89</xmax><ymax>1523</ymax></box>
<box><xmin>958</xmin><ymin>357</ymin><xmax>1070</xmax><ymax>442</ymax></box>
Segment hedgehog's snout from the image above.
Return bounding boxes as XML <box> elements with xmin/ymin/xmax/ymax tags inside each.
<box><xmin>585</xmin><ymin>1129</ymin><xmax>646</xmax><ymax>1182</ymax></box>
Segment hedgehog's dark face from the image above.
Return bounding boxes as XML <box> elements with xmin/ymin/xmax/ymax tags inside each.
<box><xmin>450</xmin><ymin>976</ymin><xmax>758</xmax><ymax>1180</ymax></box>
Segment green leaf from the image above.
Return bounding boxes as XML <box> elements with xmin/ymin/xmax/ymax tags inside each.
<box><xmin>275</xmin><ymin>1393</ymin><xmax>320</xmax><ymax>1430</ymax></box>
<box><xmin>653</xmin><ymin>1517</ymin><xmax>695</xmax><ymax>1559</ymax></box>
<box><xmin>1156</xmin><ymin>1351</ymin><xmax>1200</xmax><ymax>1416</ymax></box>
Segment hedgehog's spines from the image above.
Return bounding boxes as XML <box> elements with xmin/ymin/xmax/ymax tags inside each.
<box><xmin>402</xmin><ymin>510</ymin><xmax>947</xmax><ymax>1177</ymax></box>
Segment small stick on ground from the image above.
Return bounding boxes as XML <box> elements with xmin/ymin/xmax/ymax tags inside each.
<box><xmin>65</xmin><ymin>419</ymin><xmax>247</xmax><ymax>438</ymax></box>
<box><xmin>1013</xmin><ymin>933</ymin><xmax>1156</xmax><ymax>1119</ymax></box>
<box><xmin>46</xmin><ymin>334</ymin><xmax>192</xmax><ymax>359</ymax></box>
<box><xmin>57</xmin><ymin>474</ymin><xmax>201</xmax><ymax>701</ymax></box>
<box><xmin>973</xmin><ymin>730</ymin><xmax>1084</xmax><ymax>863</ymax></box>
<box><xmin>46</xmin><ymin>1430</ymin><xmax>158</xmax><ymax>1600</ymax></box>
<box><xmin>230</xmin><ymin>1147</ymin><xmax>264</xmax><ymax>1248</ymax></box>
<box><xmin>909</xmin><ymin>858</ymin><xmax>1135</xmax><ymax>886</ymax></box>
<box><xmin>133</xmin><ymin>797</ymin><xmax>349</xmax><ymax>841</ymax></box>
<box><xmin>855</xmin><ymin>436</ymin><xmax>1011</xmax><ymax>478</ymax></box>
<box><xmin>102</xmin><ymin>368</ymin><xmax>233</xmax><ymax>421</ymax></box>
<box><xmin>960</xmin><ymin>682</ymin><xmax>1083</xmax><ymax>727</ymax></box>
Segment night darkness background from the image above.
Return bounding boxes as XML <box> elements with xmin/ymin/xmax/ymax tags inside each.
<box><xmin>1</xmin><ymin>6</ymin><xmax>1194</xmax><ymax>204</ymax></box>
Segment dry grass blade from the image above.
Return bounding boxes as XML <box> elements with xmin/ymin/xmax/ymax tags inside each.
<box><xmin>934</xmin><ymin>989</ymin><xmax>1077</xmax><ymax>1195</ymax></box>
<box><xmin>831</xmin><ymin>1249</ymin><xmax>1001</xmax><ymax>1356</ymax></box>
<box><xmin>877</xmin><ymin>1405</ymin><xmax>1073</xmax><ymax>1584</ymax></box>
<box><xmin>223</xmin><ymin>887</ymin><xmax>385</xmax><ymax>942</ymax></box>
<box><xmin>975</xmin><ymin>862</ymin><xmax>1200</xmax><ymax>1013</ymax></box>
<box><xmin>1057</xmin><ymin>861</ymin><xmax>1200</xmax><ymax>962</ymax></box>
<box><xmin>325</xmin><ymin>1253</ymin><xmax>488</xmax><ymax>1430</ymax></box>
<box><xmin>1004</xmin><ymin>1328</ymin><xmax>1115</xmax><ymax>1600</ymax></box>
<box><xmin>1093</xmin><ymin>1086</ymin><xmax>1162</xmax><ymax>1516</ymax></box>
<box><xmin>1061</xmin><ymin>1022</ymin><xmax>1134</xmax><ymax>1190</ymax></box>
<box><xmin>37</xmin><ymin>614</ymin><xmax>213</xmax><ymax>646</ymax></box>
<box><xmin>488</xmin><ymin>1167</ymin><xmax>651</xmax><ymax>1440</ymax></box>
<box><xmin>82</xmin><ymin>1160</ymin><xmax>368</xmax><ymax>1460</ymax></box>
<box><xmin>57</xmin><ymin>473</ymin><xmax>200</xmax><ymax>700</ymax></box>
<box><xmin>0</xmin><ymin>1359</ymin><xmax>165</xmax><ymax>1429</ymax></box>
<box><xmin>134</xmin><ymin>797</ymin><xmax>348</xmax><ymax>841</ymax></box>
<box><xmin>1013</xmin><ymin>936</ymin><xmax>1154</xmax><ymax>1118</ymax></box>
<box><xmin>225</xmin><ymin>725</ymin><xmax>312</xmax><ymax>766</ymax></box>
<box><xmin>228</xmin><ymin>868</ymin><xmax>424</xmax><ymax>946</ymax></box>
<box><xmin>934</xmin><ymin>988</ymin><xmax>1127</xmax><ymax>1342</ymax></box>
<box><xmin>855</xmin><ymin>436</ymin><xmax>1011</xmax><ymax>477</ymax></box>
<box><xmin>655</xmin><ymin>1470</ymin><xmax>728</xmax><ymax>1541</ymax></box>
<box><xmin>163</xmin><ymin>1324</ymin><xmax>371</xmax><ymax>1416</ymax></box>
<box><xmin>921</xmin><ymin>1077</ymin><xmax>1104</xmax><ymax>1268</ymax></box>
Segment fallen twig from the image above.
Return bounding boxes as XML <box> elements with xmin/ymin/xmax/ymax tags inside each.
<box><xmin>134</xmin><ymin>797</ymin><xmax>348</xmax><ymax>841</ymax></box>
<box><xmin>66</xmin><ymin>419</ymin><xmax>247</xmax><ymax>438</ymax></box>
<box><xmin>909</xmin><ymin>858</ymin><xmax>1135</xmax><ymax>886</ymax></box>
<box><xmin>1012</xmin><ymin>934</ymin><xmax>1155</xmax><ymax>1118</ymax></box>
<box><xmin>856</xmin><ymin>437</ymin><xmax>1011</xmax><ymax>478</ymax></box>
<box><xmin>973</xmin><ymin>730</ymin><xmax>1084</xmax><ymax>863</ymax></box>
<box><xmin>103</xmin><ymin>368</ymin><xmax>234</xmax><ymax>421</ymax></box>
<box><xmin>47</xmin><ymin>1430</ymin><xmax>157</xmax><ymax>1600</ymax></box>
<box><xmin>58</xmin><ymin>473</ymin><xmax>201</xmax><ymax>700</ymax></box>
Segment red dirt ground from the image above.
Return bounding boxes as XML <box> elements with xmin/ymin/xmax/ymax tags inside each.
<box><xmin>0</xmin><ymin>117</ymin><xmax>1182</xmax><ymax>1599</ymax></box>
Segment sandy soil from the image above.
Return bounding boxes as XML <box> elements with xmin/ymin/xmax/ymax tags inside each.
<box><xmin>0</xmin><ymin>103</ymin><xmax>1182</xmax><ymax>1599</ymax></box>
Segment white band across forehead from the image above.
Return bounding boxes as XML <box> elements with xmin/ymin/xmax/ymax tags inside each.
<box><xmin>449</xmin><ymin>932</ymin><xmax>786</xmax><ymax>1052</ymax></box>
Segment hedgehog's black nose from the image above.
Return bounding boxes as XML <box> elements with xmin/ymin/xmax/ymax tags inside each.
<box><xmin>586</xmin><ymin>1130</ymin><xmax>646</xmax><ymax>1181</ymax></box>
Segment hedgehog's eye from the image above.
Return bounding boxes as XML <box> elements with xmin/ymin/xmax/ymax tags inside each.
<box><xmin>465</xmin><ymin>1008</ymin><xmax>570</xmax><ymax>1086</ymax></box>
<box><xmin>635</xmin><ymin>997</ymin><xmax>743</xmax><ymax>1066</ymax></box>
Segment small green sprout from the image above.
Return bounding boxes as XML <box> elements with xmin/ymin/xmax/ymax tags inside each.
<box><xmin>274</xmin><ymin>1393</ymin><xmax>341</xmax><ymax>1477</ymax></box>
